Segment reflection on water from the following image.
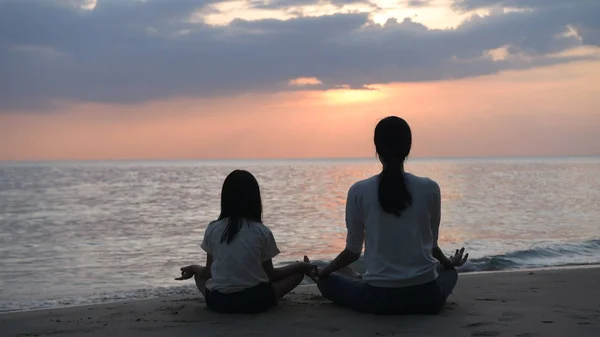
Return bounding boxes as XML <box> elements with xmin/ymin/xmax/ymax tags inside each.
<box><xmin>1</xmin><ymin>157</ymin><xmax>600</xmax><ymax>307</ymax></box>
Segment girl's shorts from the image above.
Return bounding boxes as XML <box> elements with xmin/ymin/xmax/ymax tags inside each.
<box><xmin>205</xmin><ymin>282</ymin><xmax>277</xmax><ymax>313</ymax></box>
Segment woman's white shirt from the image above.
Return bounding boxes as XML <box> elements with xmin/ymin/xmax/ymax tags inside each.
<box><xmin>345</xmin><ymin>173</ymin><xmax>441</xmax><ymax>287</ymax></box>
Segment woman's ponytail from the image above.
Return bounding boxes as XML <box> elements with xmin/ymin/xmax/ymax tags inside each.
<box><xmin>378</xmin><ymin>164</ymin><xmax>412</xmax><ymax>217</ymax></box>
<box><xmin>374</xmin><ymin>116</ymin><xmax>413</xmax><ymax>217</ymax></box>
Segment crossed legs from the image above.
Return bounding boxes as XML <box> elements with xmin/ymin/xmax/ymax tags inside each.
<box><xmin>178</xmin><ymin>265</ymin><xmax>304</xmax><ymax>300</ymax></box>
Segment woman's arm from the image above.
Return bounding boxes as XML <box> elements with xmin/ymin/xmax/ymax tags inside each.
<box><xmin>432</xmin><ymin>247</ymin><xmax>454</xmax><ymax>269</ymax></box>
<box><xmin>321</xmin><ymin>185</ymin><xmax>364</xmax><ymax>277</ymax></box>
<box><xmin>320</xmin><ymin>249</ymin><xmax>361</xmax><ymax>277</ymax></box>
<box><xmin>435</xmin><ymin>247</ymin><xmax>468</xmax><ymax>268</ymax></box>
<box><xmin>428</xmin><ymin>181</ymin><xmax>469</xmax><ymax>268</ymax></box>
<box><xmin>428</xmin><ymin>181</ymin><xmax>455</xmax><ymax>268</ymax></box>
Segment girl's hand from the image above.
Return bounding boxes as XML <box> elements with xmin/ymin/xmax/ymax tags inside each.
<box><xmin>297</xmin><ymin>262</ymin><xmax>318</xmax><ymax>274</ymax></box>
<box><xmin>449</xmin><ymin>248</ymin><xmax>469</xmax><ymax>267</ymax></box>
<box><xmin>302</xmin><ymin>256</ymin><xmax>320</xmax><ymax>281</ymax></box>
<box><xmin>300</xmin><ymin>256</ymin><xmax>319</xmax><ymax>274</ymax></box>
<box><xmin>175</xmin><ymin>266</ymin><xmax>195</xmax><ymax>281</ymax></box>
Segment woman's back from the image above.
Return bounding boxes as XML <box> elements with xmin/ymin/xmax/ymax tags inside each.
<box><xmin>312</xmin><ymin>116</ymin><xmax>465</xmax><ymax>314</ymax></box>
<box><xmin>346</xmin><ymin>172</ymin><xmax>441</xmax><ymax>287</ymax></box>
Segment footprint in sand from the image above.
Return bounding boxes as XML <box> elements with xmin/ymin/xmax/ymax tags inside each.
<box><xmin>320</xmin><ymin>326</ymin><xmax>342</xmax><ymax>332</ymax></box>
<box><xmin>499</xmin><ymin>311</ymin><xmax>523</xmax><ymax>322</ymax></box>
<box><xmin>475</xmin><ymin>298</ymin><xmax>499</xmax><ymax>302</ymax></box>
<box><xmin>463</xmin><ymin>321</ymin><xmax>496</xmax><ymax>328</ymax></box>
<box><xmin>470</xmin><ymin>331</ymin><xmax>500</xmax><ymax>336</ymax></box>
<box><xmin>569</xmin><ymin>314</ymin><xmax>591</xmax><ymax>321</ymax></box>
<box><xmin>464</xmin><ymin>321</ymin><xmax>501</xmax><ymax>337</ymax></box>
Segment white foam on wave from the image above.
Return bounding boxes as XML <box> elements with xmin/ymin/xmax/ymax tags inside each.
<box><xmin>0</xmin><ymin>284</ymin><xmax>199</xmax><ymax>314</ymax></box>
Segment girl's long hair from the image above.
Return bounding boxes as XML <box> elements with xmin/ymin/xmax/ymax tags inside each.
<box><xmin>217</xmin><ymin>170</ymin><xmax>263</xmax><ymax>244</ymax></box>
<box><xmin>374</xmin><ymin>116</ymin><xmax>413</xmax><ymax>217</ymax></box>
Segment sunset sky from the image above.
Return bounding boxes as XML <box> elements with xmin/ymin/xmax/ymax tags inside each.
<box><xmin>1</xmin><ymin>0</ymin><xmax>599</xmax><ymax>161</ymax></box>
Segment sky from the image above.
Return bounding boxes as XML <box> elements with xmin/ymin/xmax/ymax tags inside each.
<box><xmin>0</xmin><ymin>0</ymin><xmax>599</xmax><ymax>160</ymax></box>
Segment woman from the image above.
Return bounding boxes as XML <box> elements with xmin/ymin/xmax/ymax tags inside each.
<box><xmin>176</xmin><ymin>169</ymin><xmax>315</xmax><ymax>313</ymax></box>
<box><xmin>306</xmin><ymin>116</ymin><xmax>468</xmax><ymax>314</ymax></box>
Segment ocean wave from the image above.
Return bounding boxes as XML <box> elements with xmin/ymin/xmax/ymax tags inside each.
<box><xmin>297</xmin><ymin>239</ymin><xmax>600</xmax><ymax>283</ymax></box>
<box><xmin>464</xmin><ymin>239</ymin><xmax>600</xmax><ymax>272</ymax></box>
<box><xmin>2</xmin><ymin>239</ymin><xmax>599</xmax><ymax>313</ymax></box>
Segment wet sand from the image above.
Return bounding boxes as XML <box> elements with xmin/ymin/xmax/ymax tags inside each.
<box><xmin>1</xmin><ymin>267</ymin><xmax>599</xmax><ymax>337</ymax></box>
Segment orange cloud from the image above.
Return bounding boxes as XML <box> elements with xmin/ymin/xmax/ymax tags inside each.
<box><xmin>288</xmin><ymin>77</ymin><xmax>323</xmax><ymax>87</ymax></box>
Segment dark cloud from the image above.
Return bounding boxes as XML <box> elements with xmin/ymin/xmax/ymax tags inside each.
<box><xmin>0</xmin><ymin>0</ymin><xmax>599</xmax><ymax>110</ymax></box>
<box><xmin>453</xmin><ymin>0</ymin><xmax>592</xmax><ymax>11</ymax></box>
<box><xmin>248</xmin><ymin>0</ymin><xmax>370</xmax><ymax>10</ymax></box>
<box><xmin>406</xmin><ymin>0</ymin><xmax>432</xmax><ymax>7</ymax></box>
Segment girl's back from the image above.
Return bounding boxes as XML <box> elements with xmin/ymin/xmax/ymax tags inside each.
<box><xmin>177</xmin><ymin>169</ymin><xmax>313</xmax><ymax>314</ymax></box>
<box><xmin>201</xmin><ymin>218</ymin><xmax>280</xmax><ymax>293</ymax></box>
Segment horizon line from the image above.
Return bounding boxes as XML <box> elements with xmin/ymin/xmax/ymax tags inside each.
<box><xmin>1</xmin><ymin>154</ymin><xmax>599</xmax><ymax>164</ymax></box>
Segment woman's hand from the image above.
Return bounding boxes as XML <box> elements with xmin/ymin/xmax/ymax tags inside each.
<box><xmin>175</xmin><ymin>266</ymin><xmax>195</xmax><ymax>281</ymax></box>
<box><xmin>449</xmin><ymin>247</ymin><xmax>469</xmax><ymax>267</ymax></box>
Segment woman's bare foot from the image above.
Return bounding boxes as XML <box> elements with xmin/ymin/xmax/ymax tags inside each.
<box><xmin>338</xmin><ymin>266</ymin><xmax>362</xmax><ymax>279</ymax></box>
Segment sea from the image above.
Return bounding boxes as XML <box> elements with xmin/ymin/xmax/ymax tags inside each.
<box><xmin>1</xmin><ymin>157</ymin><xmax>599</xmax><ymax>313</ymax></box>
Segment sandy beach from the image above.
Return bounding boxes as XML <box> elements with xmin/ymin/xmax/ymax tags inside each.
<box><xmin>1</xmin><ymin>267</ymin><xmax>599</xmax><ymax>337</ymax></box>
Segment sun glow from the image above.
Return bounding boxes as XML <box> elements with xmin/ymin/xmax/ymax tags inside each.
<box><xmin>323</xmin><ymin>88</ymin><xmax>386</xmax><ymax>105</ymax></box>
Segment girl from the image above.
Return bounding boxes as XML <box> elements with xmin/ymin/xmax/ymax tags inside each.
<box><xmin>176</xmin><ymin>169</ymin><xmax>315</xmax><ymax>313</ymax></box>
<box><xmin>305</xmin><ymin>116</ymin><xmax>469</xmax><ymax>314</ymax></box>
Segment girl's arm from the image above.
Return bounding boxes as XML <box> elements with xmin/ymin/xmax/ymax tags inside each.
<box><xmin>199</xmin><ymin>224</ymin><xmax>214</xmax><ymax>278</ymax></box>
<box><xmin>261</xmin><ymin>227</ymin><xmax>312</xmax><ymax>281</ymax></box>
<box><xmin>184</xmin><ymin>254</ymin><xmax>213</xmax><ymax>278</ymax></box>
<box><xmin>262</xmin><ymin>259</ymin><xmax>310</xmax><ymax>281</ymax></box>
<box><xmin>201</xmin><ymin>254</ymin><xmax>213</xmax><ymax>278</ymax></box>
<box><xmin>175</xmin><ymin>254</ymin><xmax>213</xmax><ymax>281</ymax></box>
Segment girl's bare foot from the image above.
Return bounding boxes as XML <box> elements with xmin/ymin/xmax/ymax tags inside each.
<box><xmin>303</xmin><ymin>256</ymin><xmax>319</xmax><ymax>283</ymax></box>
